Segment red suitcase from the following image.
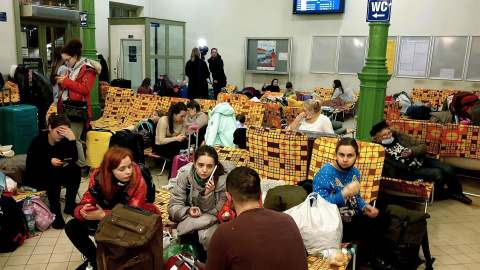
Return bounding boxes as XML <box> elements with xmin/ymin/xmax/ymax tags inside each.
<box><xmin>171</xmin><ymin>125</ymin><xmax>199</xmax><ymax>179</ymax></box>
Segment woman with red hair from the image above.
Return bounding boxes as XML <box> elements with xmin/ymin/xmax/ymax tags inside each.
<box><xmin>65</xmin><ymin>146</ymin><xmax>159</xmax><ymax>270</ymax></box>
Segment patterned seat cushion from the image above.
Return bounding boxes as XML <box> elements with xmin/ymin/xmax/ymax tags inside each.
<box><xmin>283</xmin><ymin>107</ymin><xmax>302</xmax><ymax>126</ymax></box>
<box><xmin>195</xmin><ymin>99</ymin><xmax>218</xmax><ymax>112</ymax></box>
<box><xmin>441</xmin><ymin>124</ymin><xmax>480</xmax><ymax>159</ymax></box>
<box><xmin>217</xmin><ymin>93</ymin><xmax>249</xmax><ymax>104</ymax></box>
<box><xmin>383</xmin><ymin>101</ymin><xmax>401</xmax><ymax>124</ymax></box>
<box><xmin>230</xmin><ymin>101</ymin><xmax>265</xmax><ymax>127</ymax></box>
<box><xmin>153</xmin><ymin>189</ymin><xmax>177</xmax><ymax>230</ymax></box>
<box><xmin>380</xmin><ymin>177</ymin><xmax>433</xmax><ymax>201</ymax></box>
<box><xmin>247</xmin><ymin>127</ymin><xmax>309</xmax><ymax>185</ymax></box>
<box><xmin>263</xmin><ymin>102</ymin><xmax>282</xmax><ymax>128</ymax></box>
<box><xmin>308</xmin><ymin>137</ymin><xmax>384</xmax><ymax>203</ymax></box>
<box><xmin>312</xmin><ymin>87</ymin><xmax>333</xmax><ymax>101</ymax></box>
<box><xmin>1</xmin><ymin>81</ymin><xmax>20</xmax><ymax>103</ymax></box>
<box><xmin>221</xmin><ymin>85</ymin><xmax>237</xmax><ymax>94</ymax></box>
<box><xmin>215</xmin><ymin>146</ymin><xmax>248</xmax><ymax>167</ymax></box>
<box><xmin>390</xmin><ymin>120</ymin><xmax>442</xmax><ymax>156</ymax></box>
<box><xmin>46</xmin><ymin>103</ymin><xmax>57</xmax><ymax>123</ymax></box>
<box><xmin>411</xmin><ymin>88</ymin><xmax>440</xmax><ymax>109</ymax></box>
<box><xmin>107</xmin><ymin>94</ymin><xmax>160</xmax><ymax>131</ymax></box>
<box><xmin>90</xmin><ymin>87</ymin><xmax>133</xmax><ymax>129</ymax></box>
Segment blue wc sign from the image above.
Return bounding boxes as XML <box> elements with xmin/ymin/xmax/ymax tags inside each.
<box><xmin>80</xmin><ymin>11</ymin><xmax>88</xmax><ymax>27</ymax></box>
<box><xmin>366</xmin><ymin>0</ymin><xmax>392</xmax><ymax>22</ymax></box>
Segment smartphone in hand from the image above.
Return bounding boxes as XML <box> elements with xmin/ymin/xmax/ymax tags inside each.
<box><xmin>84</xmin><ymin>205</ymin><xmax>98</xmax><ymax>212</ymax></box>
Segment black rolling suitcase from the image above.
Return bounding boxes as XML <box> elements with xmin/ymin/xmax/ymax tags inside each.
<box><xmin>111</xmin><ymin>78</ymin><xmax>132</xmax><ymax>89</ymax></box>
<box><xmin>109</xmin><ymin>130</ymin><xmax>145</xmax><ymax>164</ymax></box>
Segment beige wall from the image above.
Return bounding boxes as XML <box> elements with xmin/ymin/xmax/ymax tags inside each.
<box><xmin>0</xmin><ymin>0</ymin><xmax>18</xmax><ymax>81</ymax></box>
<box><xmin>150</xmin><ymin>0</ymin><xmax>480</xmax><ymax>95</ymax></box>
<box><xmin>95</xmin><ymin>0</ymin><xmax>152</xmax><ymax>58</ymax></box>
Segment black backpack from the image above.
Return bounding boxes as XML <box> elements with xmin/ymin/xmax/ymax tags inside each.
<box><xmin>109</xmin><ymin>130</ymin><xmax>145</xmax><ymax>164</ymax></box>
<box><xmin>0</xmin><ymin>192</ymin><xmax>29</xmax><ymax>253</ymax></box>
<box><xmin>385</xmin><ymin>205</ymin><xmax>434</xmax><ymax>270</ymax></box>
<box><xmin>154</xmin><ymin>75</ymin><xmax>181</xmax><ymax>97</ymax></box>
<box><xmin>137</xmin><ymin>163</ymin><xmax>155</xmax><ymax>204</ymax></box>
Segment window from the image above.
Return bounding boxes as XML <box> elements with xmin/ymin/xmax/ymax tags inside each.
<box><xmin>109</xmin><ymin>4</ymin><xmax>138</xmax><ymax>18</ymax></box>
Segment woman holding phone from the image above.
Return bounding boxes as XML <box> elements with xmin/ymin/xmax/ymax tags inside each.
<box><xmin>168</xmin><ymin>145</ymin><xmax>230</xmax><ymax>262</ymax></box>
<box><xmin>24</xmin><ymin>113</ymin><xmax>81</xmax><ymax>229</ymax></box>
<box><xmin>65</xmin><ymin>146</ymin><xmax>159</xmax><ymax>270</ymax></box>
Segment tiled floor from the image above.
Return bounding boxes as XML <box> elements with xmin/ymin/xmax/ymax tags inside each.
<box><xmin>1</xmin><ymin>118</ymin><xmax>480</xmax><ymax>270</ymax></box>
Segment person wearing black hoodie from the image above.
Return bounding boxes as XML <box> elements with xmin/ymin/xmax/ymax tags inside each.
<box><xmin>207</xmin><ymin>48</ymin><xmax>227</xmax><ymax>99</ymax></box>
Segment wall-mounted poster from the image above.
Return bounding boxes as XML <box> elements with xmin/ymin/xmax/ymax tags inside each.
<box><xmin>257</xmin><ymin>40</ymin><xmax>276</xmax><ymax>71</ymax></box>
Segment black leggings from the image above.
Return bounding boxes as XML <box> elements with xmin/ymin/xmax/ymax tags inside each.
<box><xmin>46</xmin><ymin>163</ymin><xmax>81</xmax><ymax>216</ymax></box>
<box><xmin>65</xmin><ymin>219</ymin><xmax>98</xmax><ymax>264</ymax></box>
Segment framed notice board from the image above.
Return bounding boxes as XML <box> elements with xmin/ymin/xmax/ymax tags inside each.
<box><xmin>396</xmin><ymin>36</ymin><xmax>432</xmax><ymax>78</ymax></box>
<box><xmin>310</xmin><ymin>36</ymin><xmax>338</xmax><ymax>74</ymax></box>
<box><xmin>429</xmin><ymin>36</ymin><xmax>469</xmax><ymax>80</ymax></box>
<box><xmin>337</xmin><ymin>36</ymin><xmax>367</xmax><ymax>75</ymax></box>
<box><xmin>466</xmin><ymin>36</ymin><xmax>480</xmax><ymax>81</ymax></box>
<box><xmin>245</xmin><ymin>37</ymin><xmax>292</xmax><ymax>75</ymax></box>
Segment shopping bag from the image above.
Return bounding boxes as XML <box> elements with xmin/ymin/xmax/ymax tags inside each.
<box><xmin>284</xmin><ymin>193</ymin><xmax>343</xmax><ymax>255</ymax></box>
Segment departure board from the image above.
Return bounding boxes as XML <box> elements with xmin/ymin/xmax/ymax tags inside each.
<box><xmin>293</xmin><ymin>0</ymin><xmax>345</xmax><ymax>14</ymax></box>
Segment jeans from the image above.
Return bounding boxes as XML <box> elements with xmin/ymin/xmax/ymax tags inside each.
<box><xmin>70</xmin><ymin>121</ymin><xmax>86</xmax><ymax>167</ymax></box>
<box><xmin>414</xmin><ymin>158</ymin><xmax>463</xmax><ymax>199</ymax></box>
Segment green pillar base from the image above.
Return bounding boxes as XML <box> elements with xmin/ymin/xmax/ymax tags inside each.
<box><xmin>356</xmin><ymin>22</ymin><xmax>392</xmax><ymax>142</ymax></box>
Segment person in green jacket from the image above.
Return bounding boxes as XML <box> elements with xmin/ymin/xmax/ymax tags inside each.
<box><xmin>204</xmin><ymin>102</ymin><xmax>237</xmax><ymax>147</ymax></box>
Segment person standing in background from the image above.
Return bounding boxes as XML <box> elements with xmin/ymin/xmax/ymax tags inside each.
<box><xmin>50</xmin><ymin>47</ymin><xmax>68</xmax><ymax>106</ymax></box>
<box><xmin>207</xmin><ymin>48</ymin><xmax>227</xmax><ymax>100</ymax></box>
<box><xmin>186</xmin><ymin>47</ymin><xmax>210</xmax><ymax>100</ymax></box>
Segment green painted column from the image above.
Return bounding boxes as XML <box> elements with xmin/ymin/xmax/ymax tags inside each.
<box><xmin>82</xmin><ymin>0</ymin><xmax>101</xmax><ymax>120</ymax></box>
<box><xmin>356</xmin><ymin>22</ymin><xmax>392</xmax><ymax>142</ymax></box>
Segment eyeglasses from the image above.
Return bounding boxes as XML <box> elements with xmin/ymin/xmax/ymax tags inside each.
<box><xmin>63</xmin><ymin>57</ymin><xmax>72</xmax><ymax>63</ymax></box>
<box><xmin>380</xmin><ymin>130</ymin><xmax>392</xmax><ymax>139</ymax></box>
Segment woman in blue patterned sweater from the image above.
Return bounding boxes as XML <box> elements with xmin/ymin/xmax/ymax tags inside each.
<box><xmin>313</xmin><ymin>138</ymin><xmax>392</xmax><ymax>269</ymax></box>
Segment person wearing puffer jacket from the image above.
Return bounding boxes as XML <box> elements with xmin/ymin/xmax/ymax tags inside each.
<box><xmin>65</xmin><ymin>147</ymin><xmax>160</xmax><ymax>270</ymax></box>
<box><xmin>56</xmin><ymin>39</ymin><xmax>101</xmax><ymax>175</ymax></box>
<box><xmin>168</xmin><ymin>145</ymin><xmax>230</xmax><ymax>262</ymax></box>
<box><xmin>204</xmin><ymin>102</ymin><xmax>237</xmax><ymax>147</ymax></box>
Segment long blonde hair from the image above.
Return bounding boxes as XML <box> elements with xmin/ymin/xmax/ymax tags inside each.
<box><xmin>190</xmin><ymin>47</ymin><xmax>200</xmax><ymax>61</ymax></box>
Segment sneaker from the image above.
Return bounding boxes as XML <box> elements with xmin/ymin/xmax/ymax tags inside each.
<box><xmin>451</xmin><ymin>193</ymin><xmax>473</xmax><ymax>205</ymax></box>
<box><xmin>75</xmin><ymin>261</ymin><xmax>97</xmax><ymax>270</ymax></box>
<box><xmin>52</xmin><ymin>217</ymin><xmax>65</xmax><ymax>229</ymax></box>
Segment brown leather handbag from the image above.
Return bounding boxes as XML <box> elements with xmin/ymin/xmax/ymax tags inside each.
<box><xmin>94</xmin><ymin>204</ymin><xmax>163</xmax><ymax>270</ymax></box>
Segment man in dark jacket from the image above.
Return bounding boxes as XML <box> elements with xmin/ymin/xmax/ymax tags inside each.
<box><xmin>207</xmin><ymin>48</ymin><xmax>227</xmax><ymax>99</ymax></box>
<box><xmin>370</xmin><ymin>121</ymin><xmax>472</xmax><ymax>205</ymax></box>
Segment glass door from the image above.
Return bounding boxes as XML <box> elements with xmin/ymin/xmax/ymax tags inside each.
<box><xmin>122</xmin><ymin>39</ymin><xmax>143</xmax><ymax>92</ymax></box>
<box><xmin>46</xmin><ymin>27</ymin><xmax>66</xmax><ymax>77</ymax></box>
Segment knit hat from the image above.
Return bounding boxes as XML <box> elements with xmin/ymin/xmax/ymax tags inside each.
<box><xmin>461</xmin><ymin>95</ymin><xmax>479</xmax><ymax>108</ymax></box>
<box><xmin>370</xmin><ymin>121</ymin><xmax>390</xmax><ymax>137</ymax></box>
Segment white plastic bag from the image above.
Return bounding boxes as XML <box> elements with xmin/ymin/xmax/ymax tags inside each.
<box><xmin>284</xmin><ymin>193</ymin><xmax>343</xmax><ymax>255</ymax></box>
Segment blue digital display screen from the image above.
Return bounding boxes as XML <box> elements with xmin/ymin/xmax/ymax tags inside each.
<box><xmin>293</xmin><ymin>0</ymin><xmax>345</xmax><ymax>14</ymax></box>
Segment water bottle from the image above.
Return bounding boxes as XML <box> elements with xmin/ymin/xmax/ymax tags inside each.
<box><xmin>20</xmin><ymin>186</ymin><xmax>37</xmax><ymax>193</ymax></box>
<box><xmin>86</xmin><ymin>262</ymin><xmax>93</xmax><ymax>270</ymax></box>
<box><xmin>22</xmin><ymin>196</ymin><xmax>36</xmax><ymax>235</ymax></box>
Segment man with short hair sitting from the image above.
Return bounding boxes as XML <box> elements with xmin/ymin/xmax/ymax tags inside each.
<box><xmin>370</xmin><ymin>121</ymin><xmax>472</xmax><ymax>205</ymax></box>
<box><xmin>205</xmin><ymin>167</ymin><xmax>308</xmax><ymax>270</ymax></box>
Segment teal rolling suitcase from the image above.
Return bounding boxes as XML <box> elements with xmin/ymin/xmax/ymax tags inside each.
<box><xmin>0</xmin><ymin>88</ymin><xmax>39</xmax><ymax>155</ymax></box>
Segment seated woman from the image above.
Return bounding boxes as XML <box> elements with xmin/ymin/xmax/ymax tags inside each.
<box><xmin>24</xmin><ymin>113</ymin><xmax>81</xmax><ymax>229</ymax></box>
<box><xmin>288</xmin><ymin>99</ymin><xmax>335</xmax><ymax>134</ymax></box>
<box><xmin>313</xmin><ymin>138</ymin><xmax>392</xmax><ymax>269</ymax></box>
<box><xmin>137</xmin><ymin>77</ymin><xmax>154</xmax><ymax>94</ymax></box>
<box><xmin>261</xmin><ymin>78</ymin><xmax>280</xmax><ymax>94</ymax></box>
<box><xmin>186</xmin><ymin>100</ymin><xmax>208</xmax><ymax>145</ymax></box>
<box><xmin>168</xmin><ymin>145</ymin><xmax>230</xmax><ymax>262</ymax></box>
<box><xmin>322</xmin><ymin>80</ymin><xmax>356</xmax><ymax>110</ymax></box>
<box><xmin>153</xmin><ymin>102</ymin><xmax>188</xmax><ymax>161</ymax></box>
<box><xmin>65</xmin><ymin>146</ymin><xmax>160</xmax><ymax>270</ymax></box>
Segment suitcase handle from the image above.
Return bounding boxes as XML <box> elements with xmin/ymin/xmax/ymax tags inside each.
<box><xmin>188</xmin><ymin>125</ymin><xmax>199</xmax><ymax>134</ymax></box>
